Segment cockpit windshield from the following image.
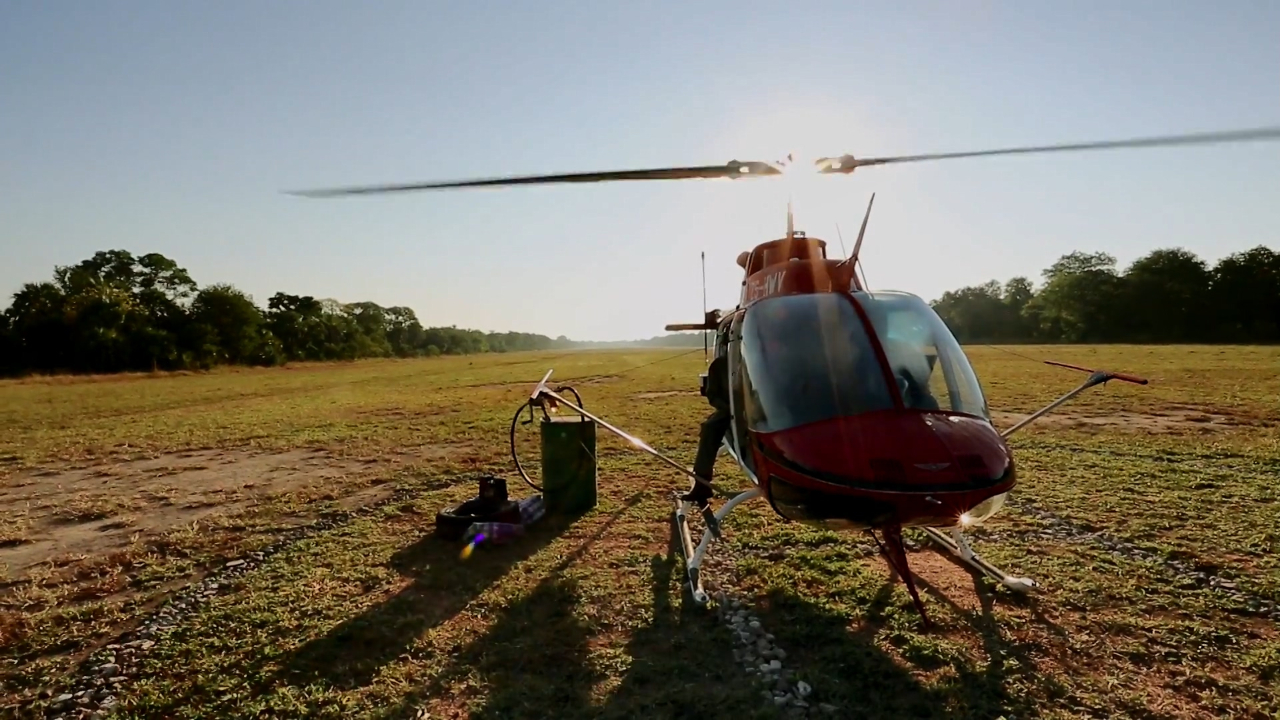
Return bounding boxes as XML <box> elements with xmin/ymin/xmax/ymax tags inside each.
<box><xmin>739</xmin><ymin>293</ymin><xmax>895</xmax><ymax>433</ymax></box>
<box><xmin>854</xmin><ymin>291</ymin><xmax>990</xmax><ymax>420</ymax></box>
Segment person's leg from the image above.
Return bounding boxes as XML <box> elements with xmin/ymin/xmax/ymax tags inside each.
<box><xmin>682</xmin><ymin>405</ymin><xmax>731</xmax><ymax>505</ymax></box>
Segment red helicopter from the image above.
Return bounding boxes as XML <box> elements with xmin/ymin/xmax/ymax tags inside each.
<box><xmin>292</xmin><ymin>125</ymin><xmax>1280</xmax><ymax>624</ymax></box>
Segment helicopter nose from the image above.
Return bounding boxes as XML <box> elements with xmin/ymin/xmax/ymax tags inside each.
<box><xmin>918</xmin><ymin>413</ymin><xmax>1013</xmax><ymax>485</ymax></box>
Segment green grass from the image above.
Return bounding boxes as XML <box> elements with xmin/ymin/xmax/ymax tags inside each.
<box><xmin>2</xmin><ymin>345</ymin><xmax>1278</xmax><ymax>718</ymax></box>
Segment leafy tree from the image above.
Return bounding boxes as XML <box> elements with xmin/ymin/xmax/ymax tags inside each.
<box><xmin>1023</xmin><ymin>251</ymin><xmax>1125</xmax><ymax>342</ymax></box>
<box><xmin>265</xmin><ymin>293</ymin><xmax>328</xmax><ymax>361</ymax></box>
<box><xmin>1121</xmin><ymin>248</ymin><xmax>1212</xmax><ymax>342</ymax></box>
<box><xmin>64</xmin><ymin>283</ymin><xmax>140</xmax><ymax>372</ymax></box>
<box><xmin>5</xmin><ymin>281</ymin><xmax>72</xmax><ymax>371</ymax></box>
<box><xmin>343</xmin><ymin>302</ymin><xmax>393</xmax><ymax>358</ymax></box>
<box><xmin>382</xmin><ymin>306</ymin><xmax>424</xmax><ymax>356</ymax></box>
<box><xmin>1209</xmin><ymin>246</ymin><xmax>1280</xmax><ymax>343</ymax></box>
<box><xmin>190</xmin><ymin>284</ymin><xmax>273</xmax><ymax>365</ymax></box>
<box><xmin>932</xmin><ymin>281</ymin><xmax>1007</xmax><ymax>342</ymax></box>
<box><xmin>1002</xmin><ymin>277</ymin><xmax>1036</xmax><ymax>339</ymax></box>
<box><xmin>0</xmin><ymin>313</ymin><xmax>13</xmax><ymax>374</ymax></box>
<box><xmin>930</xmin><ymin>245</ymin><xmax>1278</xmax><ymax>346</ymax></box>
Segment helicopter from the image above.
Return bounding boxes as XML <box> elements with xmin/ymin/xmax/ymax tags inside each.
<box><xmin>291</xmin><ymin>124</ymin><xmax>1280</xmax><ymax>625</ymax></box>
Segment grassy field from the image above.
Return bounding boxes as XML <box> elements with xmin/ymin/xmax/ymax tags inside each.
<box><xmin>2</xmin><ymin>345</ymin><xmax>1278</xmax><ymax>719</ymax></box>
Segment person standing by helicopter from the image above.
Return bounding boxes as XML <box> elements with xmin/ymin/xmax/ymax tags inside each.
<box><xmin>682</xmin><ymin>351</ymin><xmax>730</xmax><ymax>507</ymax></box>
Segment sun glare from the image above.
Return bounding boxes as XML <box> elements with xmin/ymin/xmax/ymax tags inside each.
<box><xmin>714</xmin><ymin>102</ymin><xmax>878</xmax><ymax>169</ymax></box>
<box><xmin>705</xmin><ymin>103</ymin><xmax>888</xmax><ymax>223</ymax></box>
<box><xmin>666</xmin><ymin>101</ymin><xmax>897</xmax><ymax>257</ymax></box>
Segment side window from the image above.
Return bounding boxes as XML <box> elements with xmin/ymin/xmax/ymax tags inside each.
<box><xmin>881</xmin><ymin>311</ymin><xmax>947</xmax><ymax>411</ymax></box>
<box><xmin>859</xmin><ymin>293</ymin><xmax>989</xmax><ymax>418</ymax></box>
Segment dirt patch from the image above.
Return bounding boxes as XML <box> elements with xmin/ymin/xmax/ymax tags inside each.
<box><xmin>349</xmin><ymin>407</ymin><xmax>463</xmax><ymax>423</ymax></box>
<box><xmin>906</xmin><ymin>549</ymin><xmax>989</xmax><ymax>615</ymax></box>
<box><xmin>580</xmin><ymin>374</ymin><xmax>620</xmax><ymax>385</ymax></box>
<box><xmin>989</xmin><ymin>406</ymin><xmax>1252</xmax><ymax>435</ymax></box>
<box><xmin>0</xmin><ymin>444</ymin><xmax>467</xmax><ymax>581</ymax></box>
<box><xmin>331</xmin><ymin>482</ymin><xmax>399</xmax><ymax>512</ymax></box>
<box><xmin>634</xmin><ymin>390</ymin><xmax>699</xmax><ymax>400</ymax></box>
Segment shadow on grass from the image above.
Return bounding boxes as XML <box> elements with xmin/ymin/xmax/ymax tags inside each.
<box><xmin>363</xmin><ymin>504</ymin><xmax>1055</xmax><ymax>719</ymax></box>
<box><xmin>588</xmin><ymin>518</ymin><xmax>768</xmax><ymax>720</ymax></box>
<box><xmin>279</xmin><ymin>510</ymin><xmax>579</xmax><ymax>691</ymax></box>
<box><xmin>746</xmin><ymin>552</ymin><xmax>1056</xmax><ymax>720</ymax></box>
<box><xmin>376</xmin><ymin>504</ymin><xmax>771</xmax><ymax>720</ymax></box>
<box><xmin>910</xmin><ymin>561</ymin><xmax>1066</xmax><ymax>717</ymax></box>
<box><xmin>748</xmin><ymin>585</ymin><xmax>954</xmax><ymax>719</ymax></box>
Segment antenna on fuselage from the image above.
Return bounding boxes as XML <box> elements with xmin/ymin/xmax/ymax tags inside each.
<box><xmin>786</xmin><ymin>197</ymin><xmax>795</xmax><ymax>240</ymax></box>
<box><xmin>840</xmin><ymin>193</ymin><xmax>875</xmax><ymax>289</ymax></box>
<box><xmin>851</xmin><ymin>192</ymin><xmax>875</xmax><ymax>262</ymax></box>
<box><xmin>701</xmin><ymin>250</ymin><xmax>708</xmax><ymax>363</ymax></box>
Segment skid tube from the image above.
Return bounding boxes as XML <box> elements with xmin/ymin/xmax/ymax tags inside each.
<box><xmin>922</xmin><ymin>527</ymin><xmax>1038</xmax><ymax>592</ymax></box>
<box><xmin>674</xmin><ymin>488</ymin><xmax>761</xmax><ymax>605</ymax></box>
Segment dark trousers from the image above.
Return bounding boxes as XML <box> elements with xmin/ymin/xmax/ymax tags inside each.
<box><xmin>692</xmin><ymin>404</ymin><xmax>732</xmax><ymax>481</ymax></box>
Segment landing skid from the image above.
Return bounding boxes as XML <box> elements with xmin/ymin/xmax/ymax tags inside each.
<box><xmin>673</xmin><ymin>488</ymin><xmax>761</xmax><ymax>605</ymax></box>
<box><xmin>866</xmin><ymin>526</ymin><xmax>1037</xmax><ymax>626</ymax></box>
<box><xmin>868</xmin><ymin>525</ymin><xmax>934</xmax><ymax>628</ymax></box>
<box><xmin>921</xmin><ymin>527</ymin><xmax>1038</xmax><ymax>593</ymax></box>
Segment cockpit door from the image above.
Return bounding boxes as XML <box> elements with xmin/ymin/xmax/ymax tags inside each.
<box><xmin>854</xmin><ymin>291</ymin><xmax>991</xmax><ymax>420</ymax></box>
<box><xmin>724</xmin><ymin>310</ymin><xmax>755</xmax><ymax>477</ymax></box>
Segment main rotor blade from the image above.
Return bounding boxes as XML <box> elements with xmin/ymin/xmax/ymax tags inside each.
<box><xmin>288</xmin><ymin>161</ymin><xmax>781</xmax><ymax>197</ymax></box>
<box><xmin>817</xmin><ymin>125</ymin><xmax>1280</xmax><ymax>173</ymax></box>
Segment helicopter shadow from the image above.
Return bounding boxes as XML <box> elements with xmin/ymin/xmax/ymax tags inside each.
<box><xmin>909</xmin><ymin>568</ymin><xmax>1061</xmax><ymax>718</ymax></box>
<box><xmin>741</xmin><ymin>540</ymin><xmax>1063</xmax><ymax>720</ymax></box>
<box><xmin>373</xmin><ymin>500</ymin><xmax>771</xmax><ymax>720</ymax></box>
<box><xmin>358</xmin><ymin>485</ymin><xmax>1060</xmax><ymax>719</ymax></box>
<box><xmin>585</xmin><ymin>517</ymin><xmax>771</xmax><ymax>719</ymax></box>
<box><xmin>742</xmin><ymin>582</ymin><xmax>958</xmax><ymax>719</ymax></box>
<box><xmin>278</xmin><ymin>505</ymin><xmax>588</xmax><ymax>691</ymax></box>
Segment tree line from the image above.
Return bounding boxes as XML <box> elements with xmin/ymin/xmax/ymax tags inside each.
<box><xmin>2</xmin><ymin>244</ymin><xmax>1276</xmax><ymax>376</ymax></box>
<box><xmin>930</xmin><ymin>245</ymin><xmax>1279</xmax><ymax>344</ymax></box>
<box><xmin>0</xmin><ymin>249</ymin><xmax>575</xmax><ymax>376</ymax></box>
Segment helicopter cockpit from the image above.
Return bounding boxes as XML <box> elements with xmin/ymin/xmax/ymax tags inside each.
<box><xmin>738</xmin><ymin>289</ymin><xmax>990</xmax><ymax>436</ymax></box>
<box><xmin>731</xmin><ymin>287</ymin><xmax>1004</xmax><ymax>525</ymax></box>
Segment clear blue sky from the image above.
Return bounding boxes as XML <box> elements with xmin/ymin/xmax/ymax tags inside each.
<box><xmin>3</xmin><ymin>1</ymin><xmax>1278</xmax><ymax>341</ymax></box>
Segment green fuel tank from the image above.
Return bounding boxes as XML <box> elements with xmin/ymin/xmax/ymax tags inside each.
<box><xmin>540</xmin><ymin>415</ymin><xmax>598</xmax><ymax>516</ymax></box>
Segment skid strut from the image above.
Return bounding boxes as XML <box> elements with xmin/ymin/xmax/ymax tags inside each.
<box><xmin>868</xmin><ymin>525</ymin><xmax>933</xmax><ymax>628</ymax></box>
<box><xmin>523</xmin><ymin>369</ymin><xmax>753</xmax><ymax>605</ymax></box>
<box><xmin>922</xmin><ymin>527</ymin><xmax>1037</xmax><ymax>592</ymax></box>
<box><xmin>674</xmin><ymin>488</ymin><xmax>760</xmax><ymax>605</ymax></box>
